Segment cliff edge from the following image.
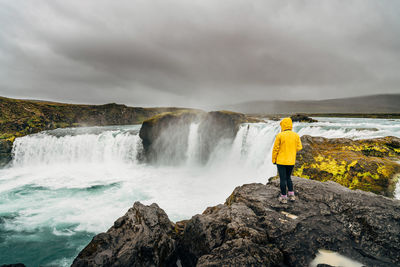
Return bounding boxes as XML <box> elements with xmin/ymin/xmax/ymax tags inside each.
<box><xmin>72</xmin><ymin>177</ymin><xmax>400</xmax><ymax>267</ymax></box>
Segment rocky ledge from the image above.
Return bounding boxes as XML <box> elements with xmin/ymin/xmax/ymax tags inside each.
<box><xmin>72</xmin><ymin>177</ymin><xmax>400</xmax><ymax>267</ymax></box>
<box><xmin>295</xmin><ymin>135</ymin><xmax>400</xmax><ymax>197</ymax></box>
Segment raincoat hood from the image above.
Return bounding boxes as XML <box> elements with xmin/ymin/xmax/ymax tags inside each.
<box><xmin>280</xmin><ymin>117</ymin><xmax>292</xmax><ymax>131</ymax></box>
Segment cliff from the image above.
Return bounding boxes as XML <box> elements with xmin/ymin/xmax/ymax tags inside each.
<box><xmin>72</xmin><ymin>177</ymin><xmax>400</xmax><ymax>267</ymax></box>
<box><xmin>139</xmin><ymin>110</ymin><xmax>262</xmax><ymax>164</ymax></box>
<box><xmin>0</xmin><ymin>96</ymin><xmax>191</xmax><ymax>165</ymax></box>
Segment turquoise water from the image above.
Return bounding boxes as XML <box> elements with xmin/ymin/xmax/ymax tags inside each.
<box><xmin>1</xmin><ymin>118</ymin><xmax>399</xmax><ymax>266</ymax></box>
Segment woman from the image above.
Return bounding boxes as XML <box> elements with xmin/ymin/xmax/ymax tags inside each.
<box><xmin>272</xmin><ymin>117</ymin><xmax>302</xmax><ymax>204</ymax></box>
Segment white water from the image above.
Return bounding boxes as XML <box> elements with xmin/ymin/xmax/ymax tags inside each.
<box><xmin>186</xmin><ymin>123</ymin><xmax>200</xmax><ymax>165</ymax></box>
<box><xmin>0</xmin><ymin>118</ymin><xmax>400</xmax><ymax>266</ymax></box>
<box><xmin>310</xmin><ymin>249</ymin><xmax>364</xmax><ymax>267</ymax></box>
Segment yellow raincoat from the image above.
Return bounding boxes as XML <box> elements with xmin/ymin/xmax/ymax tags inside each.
<box><xmin>272</xmin><ymin>118</ymin><xmax>302</xmax><ymax>165</ymax></box>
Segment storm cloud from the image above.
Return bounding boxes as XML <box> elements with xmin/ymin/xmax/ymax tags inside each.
<box><xmin>0</xmin><ymin>0</ymin><xmax>399</xmax><ymax>108</ymax></box>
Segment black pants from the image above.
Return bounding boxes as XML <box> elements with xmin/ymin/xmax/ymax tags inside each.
<box><xmin>277</xmin><ymin>164</ymin><xmax>294</xmax><ymax>195</ymax></box>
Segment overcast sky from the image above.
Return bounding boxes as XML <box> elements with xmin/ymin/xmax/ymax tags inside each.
<box><xmin>0</xmin><ymin>0</ymin><xmax>399</xmax><ymax>108</ymax></box>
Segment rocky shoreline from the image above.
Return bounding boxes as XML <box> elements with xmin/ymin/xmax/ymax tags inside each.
<box><xmin>72</xmin><ymin>177</ymin><xmax>400</xmax><ymax>267</ymax></box>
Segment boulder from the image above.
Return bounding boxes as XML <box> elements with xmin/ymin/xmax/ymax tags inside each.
<box><xmin>71</xmin><ymin>202</ymin><xmax>177</xmax><ymax>267</ymax></box>
<box><xmin>139</xmin><ymin>110</ymin><xmax>256</xmax><ymax>164</ymax></box>
<box><xmin>0</xmin><ymin>139</ymin><xmax>13</xmax><ymax>166</ymax></box>
<box><xmin>294</xmin><ymin>135</ymin><xmax>400</xmax><ymax>196</ymax></box>
<box><xmin>139</xmin><ymin>110</ymin><xmax>205</xmax><ymax>164</ymax></box>
<box><xmin>74</xmin><ymin>177</ymin><xmax>400</xmax><ymax>266</ymax></box>
<box><xmin>197</xmin><ymin>111</ymin><xmax>251</xmax><ymax>163</ymax></box>
<box><xmin>291</xmin><ymin>114</ymin><xmax>318</xmax><ymax>123</ymax></box>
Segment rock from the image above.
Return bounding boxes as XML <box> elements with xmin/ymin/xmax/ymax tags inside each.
<box><xmin>0</xmin><ymin>264</ymin><xmax>26</xmax><ymax>267</ymax></box>
<box><xmin>71</xmin><ymin>202</ymin><xmax>177</xmax><ymax>267</ymax></box>
<box><xmin>139</xmin><ymin>110</ymin><xmax>205</xmax><ymax>164</ymax></box>
<box><xmin>139</xmin><ymin>110</ymin><xmax>255</xmax><ymax>164</ymax></box>
<box><xmin>74</xmin><ymin>178</ymin><xmax>400</xmax><ymax>267</ymax></box>
<box><xmin>291</xmin><ymin>114</ymin><xmax>318</xmax><ymax>123</ymax></box>
<box><xmin>0</xmin><ymin>96</ymin><xmax>190</xmax><ymax>143</ymax></box>
<box><xmin>197</xmin><ymin>111</ymin><xmax>250</xmax><ymax>163</ymax></box>
<box><xmin>0</xmin><ymin>139</ymin><xmax>13</xmax><ymax>166</ymax></box>
<box><xmin>294</xmin><ymin>135</ymin><xmax>400</xmax><ymax>197</ymax></box>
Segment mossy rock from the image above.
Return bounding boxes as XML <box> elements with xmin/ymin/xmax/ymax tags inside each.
<box><xmin>294</xmin><ymin>135</ymin><xmax>400</xmax><ymax>197</ymax></box>
<box><xmin>0</xmin><ymin>96</ymin><xmax>192</xmax><ymax>141</ymax></box>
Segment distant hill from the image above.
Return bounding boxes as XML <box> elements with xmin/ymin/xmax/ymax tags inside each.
<box><xmin>220</xmin><ymin>94</ymin><xmax>400</xmax><ymax>114</ymax></box>
<box><xmin>0</xmin><ymin>96</ymin><xmax>191</xmax><ymax>140</ymax></box>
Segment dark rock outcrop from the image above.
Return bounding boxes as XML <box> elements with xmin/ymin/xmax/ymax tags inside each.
<box><xmin>72</xmin><ymin>202</ymin><xmax>177</xmax><ymax>267</ymax></box>
<box><xmin>74</xmin><ymin>177</ymin><xmax>400</xmax><ymax>267</ymax></box>
<box><xmin>197</xmin><ymin>111</ymin><xmax>252</xmax><ymax>163</ymax></box>
<box><xmin>294</xmin><ymin>135</ymin><xmax>400</xmax><ymax>197</ymax></box>
<box><xmin>139</xmin><ymin>110</ymin><xmax>259</xmax><ymax>164</ymax></box>
<box><xmin>139</xmin><ymin>110</ymin><xmax>205</xmax><ymax>164</ymax></box>
<box><xmin>0</xmin><ymin>139</ymin><xmax>13</xmax><ymax>166</ymax></box>
<box><xmin>290</xmin><ymin>113</ymin><xmax>318</xmax><ymax>123</ymax></box>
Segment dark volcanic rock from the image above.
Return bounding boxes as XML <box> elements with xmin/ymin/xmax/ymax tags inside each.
<box><xmin>74</xmin><ymin>177</ymin><xmax>400</xmax><ymax>267</ymax></box>
<box><xmin>72</xmin><ymin>202</ymin><xmax>177</xmax><ymax>267</ymax></box>
<box><xmin>0</xmin><ymin>139</ymin><xmax>13</xmax><ymax>166</ymax></box>
<box><xmin>197</xmin><ymin>111</ymin><xmax>250</xmax><ymax>163</ymax></box>
<box><xmin>139</xmin><ymin>110</ymin><xmax>205</xmax><ymax>164</ymax></box>
<box><xmin>139</xmin><ymin>110</ymin><xmax>254</xmax><ymax>164</ymax></box>
<box><xmin>291</xmin><ymin>113</ymin><xmax>318</xmax><ymax>123</ymax></box>
<box><xmin>0</xmin><ymin>264</ymin><xmax>26</xmax><ymax>267</ymax></box>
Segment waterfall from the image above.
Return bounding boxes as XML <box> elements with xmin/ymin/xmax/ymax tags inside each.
<box><xmin>1</xmin><ymin>117</ymin><xmax>400</xmax><ymax>267</ymax></box>
<box><xmin>11</xmin><ymin>127</ymin><xmax>142</xmax><ymax>167</ymax></box>
<box><xmin>186</xmin><ymin>123</ymin><xmax>200</xmax><ymax>165</ymax></box>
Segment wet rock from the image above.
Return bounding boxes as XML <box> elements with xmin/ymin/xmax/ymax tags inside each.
<box><xmin>139</xmin><ymin>110</ymin><xmax>255</xmax><ymax>164</ymax></box>
<box><xmin>0</xmin><ymin>264</ymin><xmax>26</xmax><ymax>267</ymax></box>
<box><xmin>197</xmin><ymin>111</ymin><xmax>250</xmax><ymax>163</ymax></box>
<box><xmin>71</xmin><ymin>202</ymin><xmax>177</xmax><ymax>267</ymax></box>
<box><xmin>290</xmin><ymin>114</ymin><xmax>318</xmax><ymax>123</ymax></box>
<box><xmin>294</xmin><ymin>135</ymin><xmax>400</xmax><ymax>196</ymax></box>
<box><xmin>0</xmin><ymin>139</ymin><xmax>13</xmax><ymax>166</ymax></box>
<box><xmin>139</xmin><ymin>110</ymin><xmax>205</xmax><ymax>164</ymax></box>
<box><xmin>74</xmin><ymin>177</ymin><xmax>400</xmax><ymax>267</ymax></box>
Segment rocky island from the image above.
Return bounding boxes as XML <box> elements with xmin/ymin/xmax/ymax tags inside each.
<box><xmin>72</xmin><ymin>177</ymin><xmax>400</xmax><ymax>267</ymax></box>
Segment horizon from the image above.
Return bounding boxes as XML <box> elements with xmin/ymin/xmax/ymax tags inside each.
<box><xmin>2</xmin><ymin>93</ymin><xmax>400</xmax><ymax>110</ymax></box>
<box><xmin>1</xmin><ymin>1</ymin><xmax>400</xmax><ymax>108</ymax></box>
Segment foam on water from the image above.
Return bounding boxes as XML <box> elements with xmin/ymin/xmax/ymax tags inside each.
<box><xmin>310</xmin><ymin>249</ymin><xmax>364</xmax><ymax>267</ymax></box>
<box><xmin>1</xmin><ymin>118</ymin><xmax>400</xmax><ymax>266</ymax></box>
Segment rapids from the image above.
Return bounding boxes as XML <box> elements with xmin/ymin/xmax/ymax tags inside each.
<box><xmin>0</xmin><ymin>117</ymin><xmax>400</xmax><ymax>266</ymax></box>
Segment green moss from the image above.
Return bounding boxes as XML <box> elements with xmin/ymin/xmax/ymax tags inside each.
<box><xmin>293</xmin><ymin>165</ymin><xmax>310</xmax><ymax>179</ymax></box>
<box><xmin>0</xmin><ymin>96</ymin><xmax>193</xmax><ymax>139</ymax></box>
<box><xmin>310</xmin><ymin>156</ymin><xmax>347</xmax><ymax>177</ymax></box>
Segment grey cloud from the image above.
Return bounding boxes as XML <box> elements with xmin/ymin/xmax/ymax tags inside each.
<box><xmin>0</xmin><ymin>0</ymin><xmax>399</xmax><ymax>108</ymax></box>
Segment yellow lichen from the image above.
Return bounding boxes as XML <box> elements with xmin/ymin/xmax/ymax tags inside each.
<box><xmin>377</xmin><ymin>165</ymin><xmax>391</xmax><ymax>177</ymax></box>
<box><xmin>310</xmin><ymin>156</ymin><xmax>347</xmax><ymax>177</ymax></box>
<box><xmin>293</xmin><ymin>165</ymin><xmax>310</xmax><ymax>179</ymax></box>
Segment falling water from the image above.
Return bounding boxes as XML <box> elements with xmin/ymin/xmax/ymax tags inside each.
<box><xmin>0</xmin><ymin>118</ymin><xmax>400</xmax><ymax>266</ymax></box>
<box><xmin>186</xmin><ymin>123</ymin><xmax>200</xmax><ymax>165</ymax></box>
